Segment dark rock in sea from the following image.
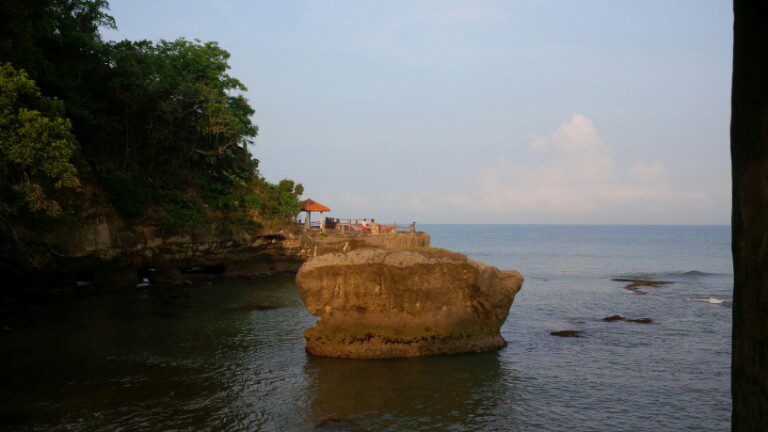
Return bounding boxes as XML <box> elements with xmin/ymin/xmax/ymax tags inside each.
<box><xmin>550</xmin><ymin>330</ymin><xmax>583</xmax><ymax>337</ymax></box>
<box><xmin>297</xmin><ymin>248</ymin><xmax>523</xmax><ymax>358</ymax></box>
<box><xmin>611</xmin><ymin>278</ymin><xmax>673</xmax><ymax>286</ymax></box>
<box><xmin>613</xmin><ymin>278</ymin><xmax>673</xmax><ymax>295</ymax></box>
<box><xmin>601</xmin><ymin>315</ymin><xmax>652</xmax><ymax>324</ymax></box>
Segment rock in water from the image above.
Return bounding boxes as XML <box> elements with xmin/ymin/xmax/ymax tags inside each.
<box><xmin>296</xmin><ymin>248</ymin><xmax>523</xmax><ymax>358</ymax></box>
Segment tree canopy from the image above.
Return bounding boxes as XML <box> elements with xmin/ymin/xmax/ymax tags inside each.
<box><xmin>0</xmin><ymin>0</ymin><xmax>304</xmax><ymax>266</ymax></box>
<box><xmin>103</xmin><ymin>38</ymin><xmax>258</xmax><ymax>182</ymax></box>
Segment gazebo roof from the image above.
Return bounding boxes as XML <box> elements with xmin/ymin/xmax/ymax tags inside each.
<box><xmin>300</xmin><ymin>199</ymin><xmax>330</xmax><ymax>212</ymax></box>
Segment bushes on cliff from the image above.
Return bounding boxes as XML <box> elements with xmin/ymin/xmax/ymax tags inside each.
<box><xmin>0</xmin><ymin>64</ymin><xmax>81</xmax><ymax>218</ymax></box>
<box><xmin>101</xmin><ymin>172</ymin><xmax>151</xmax><ymax>217</ymax></box>
<box><xmin>160</xmin><ymin>192</ymin><xmax>204</xmax><ymax>235</ymax></box>
<box><xmin>0</xmin><ymin>63</ymin><xmax>83</xmax><ymax>271</ymax></box>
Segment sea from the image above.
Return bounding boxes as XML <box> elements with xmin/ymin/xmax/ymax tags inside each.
<box><xmin>0</xmin><ymin>224</ymin><xmax>732</xmax><ymax>431</ymax></box>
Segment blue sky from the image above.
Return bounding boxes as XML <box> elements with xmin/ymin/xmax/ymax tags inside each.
<box><xmin>103</xmin><ymin>1</ymin><xmax>732</xmax><ymax>224</ymax></box>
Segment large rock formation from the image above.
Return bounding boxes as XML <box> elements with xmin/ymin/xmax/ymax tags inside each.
<box><xmin>297</xmin><ymin>248</ymin><xmax>523</xmax><ymax>358</ymax></box>
<box><xmin>732</xmin><ymin>1</ymin><xmax>768</xmax><ymax>429</ymax></box>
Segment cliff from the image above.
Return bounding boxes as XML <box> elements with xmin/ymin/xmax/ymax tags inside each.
<box><xmin>11</xmin><ymin>212</ymin><xmax>431</xmax><ymax>291</ymax></box>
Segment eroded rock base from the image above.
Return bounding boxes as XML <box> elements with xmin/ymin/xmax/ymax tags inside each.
<box><xmin>305</xmin><ymin>332</ymin><xmax>507</xmax><ymax>359</ymax></box>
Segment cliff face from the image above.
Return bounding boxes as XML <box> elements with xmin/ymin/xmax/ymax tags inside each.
<box><xmin>297</xmin><ymin>248</ymin><xmax>523</xmax><ymax>358</ymax></box>
<box><xmin>23</xmin><ymin>213</ymin><xmax>431</xmax><ymax>290</ymax></box>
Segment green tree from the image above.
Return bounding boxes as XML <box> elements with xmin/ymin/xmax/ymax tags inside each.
<box><xmin>105</xmin><ymin>38</ymin><xmax>258</xmax><ymax>183</ymax></box>
<box><xmin>262</xmin><ymin>179</ymin><xmax>304</xmax><ymax>217</ymax></box>
<box><xmin>0</xmin><ymin>63</ymin><xmax>80</xmax><ymax>218</ymax></box>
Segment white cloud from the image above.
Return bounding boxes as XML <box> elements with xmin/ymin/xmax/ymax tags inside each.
<box><xmin>630</xmin><ymin>160</ymin><xmax>666</xmax><ymax>184</ymax></box>
<box><xmin>320</xmin><ymin>114</ymin><xmax>728</xmax><ymax>224</ymax></box>
<box><xmin>373</xmin><ymin>114</ymin><xmax>724</xmax><ymax>224</ymax></box>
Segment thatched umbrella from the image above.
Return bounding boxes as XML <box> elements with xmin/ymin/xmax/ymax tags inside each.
<box><xmin>300</xmin><ymin>199</ymin><xmax>330</xmax><ymax>231</ymax></box>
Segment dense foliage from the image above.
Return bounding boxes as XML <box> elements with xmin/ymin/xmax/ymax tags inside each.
<box><xmin>0</xmin><ymin>0</ymin><xmax>303</xmax><ymax>266</ymax></box>
<box><xmin>0</xmin><ymin>64</ymin><xmax>80</xmax><ymax>218</ymax></box>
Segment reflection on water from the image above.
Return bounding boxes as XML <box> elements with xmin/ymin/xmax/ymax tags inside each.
<box><xmin>0</xmin><ymin>277</ymin><xmax>526</xmax><ymax>432</ymax></box>
<box><xmin>305</xmin><ymin>353</ymin><xmax>523</xmax><ymax>431</ymax></box>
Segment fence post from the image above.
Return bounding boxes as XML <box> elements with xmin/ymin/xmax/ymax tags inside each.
<box><xmin>411</xmin><ymin>222</ymin><xmax>416</xmax><ymax>233</ymax></box>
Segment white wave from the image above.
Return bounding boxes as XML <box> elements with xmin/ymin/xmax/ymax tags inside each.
<box><xmin>690</xmin><ymin>297</ymin><xmax>728</xmax><ymax>305</ymax></box>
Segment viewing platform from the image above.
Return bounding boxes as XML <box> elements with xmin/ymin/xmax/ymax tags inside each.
<box><xmin>298</xmin><ymin>198</ymin><xmax>421</xmax><ymax>236</ymax></box>
<box><xmin>296</xmin><ymin>198</ymin><xmax>429</xmax><ymax>253</ymax></box>
<box><xmin>301</xmin><ymin>218</ymin><xmax>419</xmax><ymax>235</ymax></box>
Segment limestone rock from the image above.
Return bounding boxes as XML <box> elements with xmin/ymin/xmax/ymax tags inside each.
<box><xmin>296</xmin><ymin>248</ymin><xmax>523</xmax><ymax>358</ymax></box>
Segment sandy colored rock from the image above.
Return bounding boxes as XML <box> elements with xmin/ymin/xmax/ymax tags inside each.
<box><xmin>296</xmin><ymin>248</ymin><xmax>523</xmax><ymax>358</ymax></box>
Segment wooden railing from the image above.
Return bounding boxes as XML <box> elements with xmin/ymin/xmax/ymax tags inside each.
<box><xmin>300</xmin><ymin>218</ymin><xmax>417</xmax><ymax>235</ymax></box>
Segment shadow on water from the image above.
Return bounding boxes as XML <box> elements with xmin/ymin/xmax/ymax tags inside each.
<box><xmin>302</xmin><ymin>351</ymin><xmax>525</xmax><ymax>432</ymax></box>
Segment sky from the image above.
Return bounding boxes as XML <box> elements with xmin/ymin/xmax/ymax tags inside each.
<box><xmin>102</xmin><ymin>1</ymin><xmax>733</xmax><ymax>224</ymax></box>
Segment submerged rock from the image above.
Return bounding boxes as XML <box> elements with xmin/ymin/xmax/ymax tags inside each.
<box><xmin>550</xmin><ymin>330</ymin><xmax>583</xmax><ymax>337</ymax></box>
<box><xmin>626</xmin><ymin>318</ymin><xmax>653</xmax><ymax>324</ymax></box>
<box><xmin>612</xmin><ymin>278</ymin><xmax>673</xmax><ymax>295</ymax></box>
<box><xmin>611</xmin><ymin>278</ymin><xmax>673</xmax><ymax>286</ymax></box>
<box><xmin>296</xmin><ymin>248</ymin><xmax>523</xmax><ymax>358</ymax></box>
<box><xmin>602</xmin><ymin>315</ymin><xmax>653</xmax><ymax>324</ymax></box>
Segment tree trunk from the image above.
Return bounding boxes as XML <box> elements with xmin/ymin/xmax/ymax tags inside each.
<box><xmin>731</xmin><ymin>1</ymin><xmax>768</xmax><ymax>429</ymax></box>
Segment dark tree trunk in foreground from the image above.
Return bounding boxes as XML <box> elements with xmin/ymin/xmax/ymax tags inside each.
<box><xmin>731</xmin><ymin>1</ymin><xmax>768</xmax><ymax>430</ymax></box>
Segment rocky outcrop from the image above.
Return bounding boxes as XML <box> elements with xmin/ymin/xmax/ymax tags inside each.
<box><xmin>21</xmin><ymin>216</ymin><xmax>430</xmax><ymax>290</ymax></box>
<box><xmin>296</xmin><ymin>248</ymin><xmax>523</xmax><ymax>358</ymax></box>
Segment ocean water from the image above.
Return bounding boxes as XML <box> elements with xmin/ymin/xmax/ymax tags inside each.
<box><xmin>0</xmin><ymin>225</ymin><xmax>732</xmax><ymax>431</ymax></box>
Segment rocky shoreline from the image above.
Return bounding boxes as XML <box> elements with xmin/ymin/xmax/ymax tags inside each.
<box><xmin>1</xmin><ymin>222</ymin><xmax>430</xmax><ymax>319</ymax></box>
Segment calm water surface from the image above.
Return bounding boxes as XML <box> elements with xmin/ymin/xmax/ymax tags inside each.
<box><xmin>0</xmin><ymin>225</ymin><xmax>732</xmax><ymax>431</ymax></box>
